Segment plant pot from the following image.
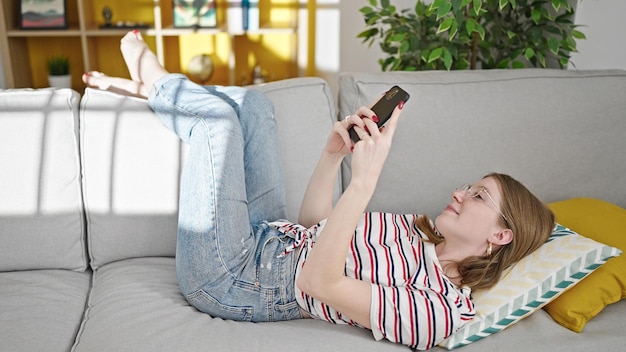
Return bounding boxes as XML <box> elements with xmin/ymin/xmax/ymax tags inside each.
<box><xmin>48</xmin><ymin>74</ymin><xmax>72</xmax><ymax>88</ymax></box>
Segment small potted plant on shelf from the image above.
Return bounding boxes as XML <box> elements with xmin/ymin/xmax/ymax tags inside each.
<box><xmin>47</xmin><ymin>55</ymin><xmax>71</xmax><ymax>88</ymax></box>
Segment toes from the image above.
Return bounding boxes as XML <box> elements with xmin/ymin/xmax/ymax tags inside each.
<box><xmin>82</xmin><ymin>71</ymin><xmax>106</xmax><ymax>86</ymax></box>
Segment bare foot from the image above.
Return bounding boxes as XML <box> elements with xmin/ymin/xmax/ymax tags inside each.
<box><xmin>82</xmin><ymin>71</ymin><xmax>149</xmax><ymax>98</ymax></box>
<box><xmin>120</xmin><ymin>30</ymin><xmax>168</xmax><ymax>88</ymax></box>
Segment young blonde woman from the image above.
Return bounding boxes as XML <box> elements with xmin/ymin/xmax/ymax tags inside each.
<box><xmin>83</xmin><ymin>30</ymin><xmax>555</xmax><ymax>350</ymax></box>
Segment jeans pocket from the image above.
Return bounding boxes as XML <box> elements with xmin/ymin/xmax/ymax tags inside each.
<box><xmin>187</xmin><ymin>289</ymin><xmax>254</xmax><ymax>322</ymax></box>
<box><xmin>274</xmin><ymin>299</ymin><xmax>302</xmax><ymax>321</ymax></box>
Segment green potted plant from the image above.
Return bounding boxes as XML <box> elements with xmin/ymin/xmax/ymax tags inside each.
<box><xmin>358</xmin><ymin>0</ymin><xmax>586</xmax><ymax>71</ymax></box>
<box><xmin>47</xmin><ymin>55</ymin><xmax>71</xmax><ymax>88</ymax></box>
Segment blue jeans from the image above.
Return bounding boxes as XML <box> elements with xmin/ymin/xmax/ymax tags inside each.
<box><xmin>148</xmin><ymin>74</ymin><xmax>302</xmax><ymax>322</ymax></box>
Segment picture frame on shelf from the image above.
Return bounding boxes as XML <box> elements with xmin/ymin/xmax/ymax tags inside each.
<box><xmin>173</xmin><ymin>0</ymin><xmax>217</xmax><ymax>28</ymax></box>
<box><xmin>19</xmin><ymin>0</ymin><xmax>67</xmax><ymax>29</ymax></box>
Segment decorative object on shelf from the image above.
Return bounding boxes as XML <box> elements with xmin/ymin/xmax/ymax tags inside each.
<box><xmin>174</xmin><ymin>0</ymin><xmax>217</xmax><ymax>28</ymax></box>
<box><xmin>102</xmin><ymin>6</ymin><xmax>113</xmax><ymax>27</ymax></box>
<box><xmin>99</xmin><ymin>5</ymin><xmax>150</xmax><ymax>29</ymax></box>
<box><xmin>187</xmin><ymin>54</ymin><xmax>214</xmax><ymax>83</ymax></box>
<box><xmin>251</xmin><ymin>64</ymin><xmax>266</xmax><ymax>85</ymax></box>
<box><xmin>19</xmin><ymin>0</ymin><xmax>67</xmax><ymax>29</ymax></box>
<box><xmin>358</xmin><ymin>0</ymin><xmax>586</xmax><ymax>71</ymax></box>
<box><xmin>228</xmin><ymin>0</ymin><xmax>259</xmax><ymax>33</ymax></box>
<box><xmin>47</xmin><ymin>55</ymin><xmax>71</xmax><ymax>88</ymax></box>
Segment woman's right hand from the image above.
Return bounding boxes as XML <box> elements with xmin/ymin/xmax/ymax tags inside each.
<box><xmin>324</xmin><ymin>107</ymin><xmax>375</xmax><ymax>156</ymax></box>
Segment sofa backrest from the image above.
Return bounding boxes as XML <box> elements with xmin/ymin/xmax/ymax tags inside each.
<box><xmin>80</xmin><ymin>77</ymin><xmax>337</xmax><ymax>269</ymax></box>
<box><xmin>80</xmin><ymin>88</ymin><xmax>182</xmax><ymax>269</ymax></box>
<box><xmin>0</xmin><ymin>88</ymin><xmax>87</xmax><ymax>271</ymax></box>
<box><xmin>338</xmin><ymin>69</ymin><xmax>626</xmax><ymax>219</ymax></box>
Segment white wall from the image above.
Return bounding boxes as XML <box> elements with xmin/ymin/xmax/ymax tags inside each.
<box><xmin>569</xmin><ymin>0</ymin><xmax>626</xmax><ymax>70</ymax></box>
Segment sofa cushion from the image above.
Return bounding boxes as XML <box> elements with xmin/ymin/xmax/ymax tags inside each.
<box><xmin>0</xmin><ymin>88</ymin><xmax>87</xmax><ymax>271</ymax></box>
<box><xmin>72</xmin><ymin>257</ymin><xmax>406</xmax><ymax>352</ymax></box>
<box><xmin>338</xmin><ymin>69</ymin><xmax>626</xmax><ymax>218</ymax></box>
<box><xmin>544</xmin><ymin>198</ymin><xmax>626</xmax><ymax>332</ymax></box>
<box><xmin>80</xmin><ymin>78</ymin><xmax>337</xmax><ymax>269</ymax></box>
<box><xmin>0</xmin><ymin>270</ymin><xmax>91</xmax><ymax>351</ymax></box>
<box><xmin>430</xmin><ymin>299</ymin><xmax>626</xmax><ymax>352</ymax></box>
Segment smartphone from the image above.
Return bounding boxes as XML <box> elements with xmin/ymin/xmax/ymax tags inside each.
<box><xmin>348</xmin><ymin>85</ymin><xmax>410</xmax><ymax>143</ymax></box>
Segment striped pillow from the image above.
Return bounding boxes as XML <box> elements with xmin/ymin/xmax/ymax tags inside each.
<box><xmin>439</xmin><ymin>223</ymin><xmax>622</xmax><ymax>350</ymax></box>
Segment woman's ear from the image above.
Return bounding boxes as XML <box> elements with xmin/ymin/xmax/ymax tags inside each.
<box><xmin>491</xmin><ymin>228</ymin><xmax>514</xmax><ymax>246</ymax></box>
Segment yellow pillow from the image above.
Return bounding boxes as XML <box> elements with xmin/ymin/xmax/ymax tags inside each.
<box><xmin>545</xmin><ymin>198</ymin><xmax>626</xmax><ymax>332</ymax></box>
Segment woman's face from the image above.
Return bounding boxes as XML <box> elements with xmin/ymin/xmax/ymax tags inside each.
<box><xmin>434</xmin><ymin>177</ymin><xmax>507</xmax><ymax>250</ymax></box>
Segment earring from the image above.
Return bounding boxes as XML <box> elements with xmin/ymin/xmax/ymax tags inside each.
<box><xmin>486</xmin><ymin>241</ymin><xmax>493</xmax><ymax>256</ymax></box>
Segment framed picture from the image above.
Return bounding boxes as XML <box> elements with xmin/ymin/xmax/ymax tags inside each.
<box><xmin>20</xmin><ymin>0</ymin><xmax>67</xmax><ymax>29</ymax></box>
<box><xmin>173</xmin><ymin>0</ymin><xmax>217</xmax><ymax>28</ymax></box>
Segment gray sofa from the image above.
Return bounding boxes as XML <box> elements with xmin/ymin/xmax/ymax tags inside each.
<box><xmin>1</xmin><ymin>69</ymin><xmax>624</xmax><ymax>352</ymax></box>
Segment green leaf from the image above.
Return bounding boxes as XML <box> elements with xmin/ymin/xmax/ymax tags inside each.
<box><xmin>507</xmin><ymin>30</ymin><xmax>516</xmax><ymax>39</ymax></box>
<box><xmin>437</xmin><ymin>18</ymin><xmax>454</xmax><ymax>34</ymax></box>
<box><xmin>496</xmin><ymin>59</ymin><xmax>510</xmax><ymax>69</ymax></box>
<box><xmin>536</xmin><ymin>52</ymin><xmax>546</xmax><ymax>68</ymax></box>
<box><xmin>357</xmin><ymin>28</ymin><xmax>379</xmax><ymax>40</ymax></box>
<box><xmin>451</xmin><ymin>0</ymin><xmax>463</xmax><ymax>12</ymax></box>
<box><xmin>499</xmin><ymin>0</ymin><xmax>508</xmax><ymax>10</ymax></box>
<box><xmin>572</xmin><ymin>29</ymin><xmax>586</xmax><ymax>40</ymax></box>
<box><xmin>428</xmin><ymin>48</ymin><xmax>443</xmax><ymax>63</ymax></box>
<box><xmin>359</xmin><ymin>7</ymin><xmax>373</xmax><ymax>15</ymax></box>
<box><xmin>430</xmin><ymin>0</ymin><xmax>447</xmax><ymax>11</ymax></box>
<box><xmin>449</xmin><ymin>19</ymin><xmax>459</xmax><ymax>39</ymax></box>
<box><xmin>466</xmin><ymin>18</ymin><xmax>476</xmax><ymax>36</ymax></box>
<box><xmin>473</xmin><ymin>0</ymin><xmax>482</xmax><ymax>14</ymax></box>
<box><xmin>389</xmin><ymin>33</ymin><xmax>405</xmax><ymax>42</ymax></box>
<box><xmin>399</xmin><ymin>40</ymin><xmax>410</xmax><ymax>55</ymax></box>
<box><xmin>544</xmin><ymin>25</ymin><xmax>563</xmax><ymax>36</ymax></box>
<box><xmin>436</xmin><ymin>2</ymin><xmax>452</xmax><ymax>21</ymax></box>
<box><xmin>551</xmin><ymin>0</ymin><xmax>561</xmax><ymax>12</ymax></box>
<box><xmin>443</xmin><ymin>48</ymin><xmax>453</xmax><ymax>70</ymax></box>
<box><xmin>381</xmin><ymin>0</ymin><xmax>390</xmax><ymax>8</ymax></box>
<box><xmin>476</xmin><ymin>23</ymin><xmax>486</xmax><ymax>41</ymax></box>
<box><xmin>547</xmin><ymin>37</ymin><xmax>560</xmax><ymax>55</ymax></box>
<box><xmin>512</xmin><ymin>61</ymin><xmax>525</xmax><ymax>69</ymax></box>
<box><xmin>531</xmin><ymin>9</ymin><xmax>541</xmax><ymax>25</ymax></box>
<box><xmin>524</xmin><ymin>47</ymin><xmax>535</xmax><ymax>60</ymax></box>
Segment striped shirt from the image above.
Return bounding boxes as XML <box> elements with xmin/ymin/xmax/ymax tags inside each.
<box><xmin>272</xmin><ymin>212</ymin><xmax>475</xmax><ymax>350</ymax></box>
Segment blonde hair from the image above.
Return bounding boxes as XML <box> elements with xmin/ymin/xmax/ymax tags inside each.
<box><xmin>416</xmin><ymin>173</ymin><xmax>555</xmax><ymax>290</ymax></box>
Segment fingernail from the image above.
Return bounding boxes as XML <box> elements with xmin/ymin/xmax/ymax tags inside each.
<box><xmin>372</xmin><ymin>115</ymin><xmax>379</xmax><ymax>123</ymax></box>
<box><xmin>83</xmin><ymin>72</ymin><xmax>91</xmax><ymax>77</ymax></box>
<box><xmin>350</xmin><ymin>146</ymin><xmax>354</xmax><ymax>153</ymax></box>
<box><xmin>364</xmin><ymin>126</ymin><xmax>369</xmax><ymax>133</ymax></box>
<box><xmin>133</xmin><ymin>29</ymin><xmax>139</xmax><ymax>34</ymax></box>
<box><xmin>399</xmin><ymin>101</ymin><xmax>405</xmax><ymax>109</ymax></box>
